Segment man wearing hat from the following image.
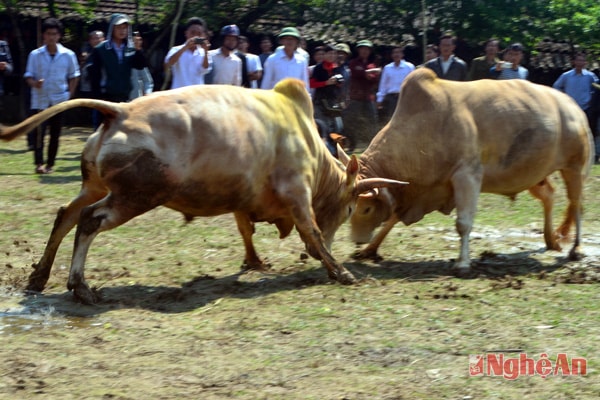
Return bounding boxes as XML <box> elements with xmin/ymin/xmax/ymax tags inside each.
<box><xmin>343</xmin><ymin>39</ymin><xmax>380</xmax><ymax>152</ymax></box>
<box><xmin>209</xmin><ymin>24</ymin><xmax>243</xmax><ymax>86</ymax></box>
<box><xmin>334</xmin><ymin>43</ymin><xmax>351</xmax><ymax>102</ymax></box>
<box><xmin>260</xmin><ymin>27</ymin><xmax>309</xmax><ymax>91</ymax></box>
<box><xmin>89</xmin><ymin>13</ymin><xmax>148</xmax><ymax>103</ymax></box>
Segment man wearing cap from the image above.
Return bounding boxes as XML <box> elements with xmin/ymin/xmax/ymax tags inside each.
<box><xmin>89</xmin><ymin>13</ymin><xmax>147</xmax><ymax>103</ymax></box>
<box><xmin>343</xmin><ymin>39</ymin><xmax>380</xmax><ymax>152</ymax></box>
<box><xmin>260</xmin><ymin>27</ymin><xmax>309</xmax><ymax>91</ymax></box>
<box><xmin>209</xmin><ymin>25</ymin><xmax>243</xmax><ymax>86</ymax></box>
<box><xmin>335</xmin><ymin>43</ymin><xmax>351</xmax><ymax>102</ymax></box>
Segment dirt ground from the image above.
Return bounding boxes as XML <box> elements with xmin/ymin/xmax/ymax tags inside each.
<box><xmin>1</xmin><ymin>128</ymin><xmax>599</xmax><ymax>399</ymax></box>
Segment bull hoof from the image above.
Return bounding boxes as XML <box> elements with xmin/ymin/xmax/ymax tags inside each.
<box><xmin>70</xmin><ymin>282</ymin><xmax>100</xmax><ymax>305</ymax></box>
<box><xmin>241</xmin><ymin>259</ymin><xmax>271</xmax><ymax>271</ymax></box>
<box><xmin>568</xmin><ymin>247</ymin><xmax>583</xmax><ymax>261</ymax></box>
<box><xmin>26</xmin><ymin>265</ymin><xmax>49</xmax><ymax>293</ymax></box>
<box><xmin>329</xmin><ymin>269</ymin><xmax>357</xmax><ymax>285</ymax></box>
<box><xmin>451</xmin><ymin>260</ymin><xmax>473</xmax><ymax>278</ymax></box>
<box><xmin>352</xmin><ymin>249</ymin><xmax>383</xmax><ymax>262</ymax></box>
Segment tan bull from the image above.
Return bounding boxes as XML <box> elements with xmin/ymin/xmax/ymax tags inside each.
<box><xmin>341</xmin><ymin>68</ymin><xmax>593</xmax><ymax>274</ymax></box>
<box><xmin>0</xmin><ymin>79</ymin><xmax>404</xmax><ymax>303</ymax></box>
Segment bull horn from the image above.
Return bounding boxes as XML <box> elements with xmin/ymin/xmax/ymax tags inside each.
<box><xmin>337</xmin><ymin>143</ymin><xmax>351</xmax><ymax>165</ymax></box>
<box><xmin>355</xmin><ymin>178</ymin><xmax>408</xmax><ymax>195</ymax></box>
<box><xmin>359</xmin><ymin>188</ymin><xmax>379</xmax><ymax>198</ymax></box>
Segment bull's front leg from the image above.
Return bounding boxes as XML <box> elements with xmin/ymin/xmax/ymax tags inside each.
<box><xmin>353</xmin><ymin>215</ymin><xmax>399</xmax><ymax>262</ymax></box>
<box><xmin>451</xmin><ymin>167</ymin><xmax>482</xmax><ymax>276</ymax></box>
<box><xmin>290</xmin><ymin>204</ymin><xmax>356</xmax><ymax>284</ymax></box>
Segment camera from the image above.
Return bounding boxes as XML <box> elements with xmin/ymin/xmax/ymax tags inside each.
<box><xmin>333</xmin><ymin>74</ymin><xmax>344</xmax><ymax>83</ymax></box>
<box><xmin>501</xmin><ymin>61</ymin><xmax>513</xmax><ymax>69</ymax></box>
<box><xmin>193</xmin><ymin>37</ymin><xmax>207</xmax><ymax>45</ymax></box>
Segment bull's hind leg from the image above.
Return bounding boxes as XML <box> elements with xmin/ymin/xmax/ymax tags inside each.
<box><xmin>558</xmin><ymin>168</ymin><xmax>585</xmax><ymax>260</ymax></box>
<box><xmin>527</xmin><ymin>177</ymin><xmax>561</xmax><ymax>251</ymax></box>
<box><xmin>67</xmin><ymin>195</ymin><xmax>154</xmax><ymax>304</ymax></box>
<box><xmin>27</xmin><ymin>187</ymin><xmax>107</xmax><ymax>293</ymax></box>
<box><xmin>234</xmin><ymin>212</ymin><xmax>269</xmax><ymax>270</ymax></box>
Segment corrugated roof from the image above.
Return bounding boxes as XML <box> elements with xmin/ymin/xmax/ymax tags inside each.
<box><xmin>16</xmin><ymin>0</ymin><xmax>164</xmax><ymax>23</ymax></box>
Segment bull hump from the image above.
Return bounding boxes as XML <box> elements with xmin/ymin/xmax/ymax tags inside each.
<box><xmin>273</xmin><ymin>79</ymin><xmax>311</xmax><ymax>109</ymax></box>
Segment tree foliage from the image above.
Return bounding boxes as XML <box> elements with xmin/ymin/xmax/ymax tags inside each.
<box><xmin>2</xmin><ymin>0</ymin><xmax>600</xmax><ymax>52</ymax></box>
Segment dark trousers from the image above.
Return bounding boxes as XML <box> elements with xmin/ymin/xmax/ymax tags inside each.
<box><xmin>27</xmin><ymin>110</ymin><xmax>63</xmax><ymax>167</ymax></box>
<box><xmin>342</xmin><ymin>99</ymin><xmax>378</xmax><ymax>151</ymax></box>
<box><xmin>379</xmin><ymin>93</ymin><xmax>399</xmax><ymax>128</ymax></box>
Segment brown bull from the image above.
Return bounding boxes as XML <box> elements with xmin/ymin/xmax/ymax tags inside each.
<box><xmin>0</xmin><ymin>79</ymin><xmax>404</xmax><ymax>303</ymax></box>
<box><xmin>340</xmin><ymin>68</ymin><xmax>593</xmax><ymax>274</ymax></box>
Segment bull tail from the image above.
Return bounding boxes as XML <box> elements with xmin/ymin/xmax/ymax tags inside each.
<box><xmin>0</xmin><ymin>99</ymin><xmax>125</xmax><ymax>142</ymax></box>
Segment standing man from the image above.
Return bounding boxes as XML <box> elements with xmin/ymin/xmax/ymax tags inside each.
<box><xmin>343</xmin><ymin>39</ymin><xmax>380</xmax><ymax>152</ymax></box>
<box><xmin>468</xmin><ymin>38</ymin><xmax>500</xmax><ymax>80</ymax></box>
<box><xmin>164</xmin><ymin>17</ymin><xmax>211</xmax><ymax>89</ymax></box>
<box><xmin>553</xmin><ymin>52</ymin><xmax>599</xmax><ymax>161</ymax></box>
<box><xmin>236</xmin><ymin>35</ymin><xmax>263</xmax><ymax>88</ymax></box>
<box><xmin>79</xmin><ymin>30</ymin><xmax>104</xmax><ymax>128</ymax></box>
<box><xmin>260</xmin><ymin>27</ymin><xmax>309</xmax><ymax>91</ymax></box>
<box><xmin>257</xmin><ymin>36</ymin><xmax>273</xmax><ymax>87</ymax></box>
<box><xmin>490</xmin><ymin>42</ymin><xmax>528</xmax><ymax>80</ymax></box>
<box><xmin>425</xmin><ymin>33</ymin><xmax>468</xmax><ymax>81</ymax></box>
<box><xmin>0</xmin><ymin>36</ymin><xmax>14</xmax><ymax>122</ymax></box>
<box><xmin>208</xmin><ymin>25</ymin><xmax>242</xmax><ymax>86</ymax></box>
<box><xmin>376</xmin><ymin>45</ymin><xmax>415</xmax><ymax>126</ymax></box>
<box><xmin>334</xmin><ymin>43</ymin><xmax>351</xmax><ymax>103</ymax></box>
<box><xmin>89</xmin><ymin>13</ymin><xmax>147</xmax><ymax>103</ymax></box>
<box><xmin>24</xmin><ymin>18</ymin><xmax>80</xmax><ymax>174</ymax></box>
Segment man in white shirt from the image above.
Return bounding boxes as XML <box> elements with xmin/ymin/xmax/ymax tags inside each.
<box><xmin>260</xmin><ymin>27</ymin><xmax>309</xmax><ymax>92</ymax></box>
<box><xmin>208</xmin><ymin>25</ymin><xmax>242</xmax><ymax>86</ymax></box>
<box><xmin>376</xmin><ymin>46</ymin><xmax>415</xmax><ymax>126</ymax></box>
<box><xmin>164</xmin><ymin>17</ymin><xmax>211</xmax><ymax>89</ymax></box>
<box><xmin>236</xmin><ymin>35</ymin><xmax>263</xmax><ymax>88</ymax></box>
<box><xmin>24</xmin><ymin>18</ymin><xmax>80</xmax><ymax>174</ymax></box>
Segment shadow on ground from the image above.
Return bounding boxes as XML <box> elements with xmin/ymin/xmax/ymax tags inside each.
<box><xmin>16</xmin><ymin>248</ymin><xmax>582</xmax><ymax>318</ymax></box>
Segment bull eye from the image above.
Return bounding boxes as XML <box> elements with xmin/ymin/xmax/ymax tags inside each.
<box><xmin>364</xmin><ymin>207</ymin><xmax>371</xmax><ymax>214</ymax></box>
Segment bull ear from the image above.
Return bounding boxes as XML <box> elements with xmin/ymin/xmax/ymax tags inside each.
<box><xmin>355</xmin><ymin>178</ymin><xmax>408</xmax><ymax>195</ymax></box>
<box><xmin>345</xmin><ymin>155</ymin><xmax>359</xmax><ymax>186</ymax></box>
<box><xmin>337</xmin><ymin>143</ymin><xmax>351</xmax><ymax>166</ymax></box>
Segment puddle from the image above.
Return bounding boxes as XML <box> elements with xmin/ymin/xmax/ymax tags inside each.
<box><xmin>0</xmin><ymin>288</ymin><xmax>100</xmax><ymax>335</ymax></box>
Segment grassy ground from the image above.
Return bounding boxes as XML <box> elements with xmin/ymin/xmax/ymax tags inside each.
<box><xmin>1</xmin><ymin>127</ymin><xmax>599</xmax><ymax>399</ymax></box>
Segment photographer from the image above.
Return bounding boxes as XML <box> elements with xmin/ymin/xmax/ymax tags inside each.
<box><xmin>310</xmin><ymin>44</ymin><xmax>346</xmax><ymax>155</ymax></box>
<box><xmin>164</xmin><ymin>17</ymin><xmax>211</xmax><ymax>88</ymax></box>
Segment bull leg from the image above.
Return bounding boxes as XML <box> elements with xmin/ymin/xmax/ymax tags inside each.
<box><xmin>451</xmin><ymin>168</ymin><xmax>482</xmax><ymax>275</ymax></box>
<box><xmin>27</xmin><ymin>188</ymin><xmax>107</xmax><ymax>292</ymax></box>
<box><xmin>558</xmin><ymin>168</ymin><xmax>585</xmax><ymax>260</ymax></box>
<box><xmin>281</xmin><ymin>191</ymin><xmax>356</xmax><ymax>284</ymax></box>
<box><xmin>353</xmin><ymin>215</ymin><xmax>400</xmax><ymax>261</ymax></box>
<box><xmin>67</xmin><ymin>195</ymin><xmax>152</xmax><ymax>304</ymax></box>
<box><xmin>234</xmin><ymin>212</ymin><xmax>269</xmax><ymax>270</ymax></box>
<box><xmin>528</xmin><ymin>178</ymin><xmax>561</xmax><ymax>251</ymax></box>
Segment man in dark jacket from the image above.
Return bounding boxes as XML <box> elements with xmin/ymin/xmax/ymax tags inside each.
<box><xmin>425</xmin><ymin>33</ymin><xmax>468</xmax><ymax>81</ymax></box>
<box><xmin>89</xmin><ymin>13</ymin><xmax>146</xmax><ymax>103</ymax></box>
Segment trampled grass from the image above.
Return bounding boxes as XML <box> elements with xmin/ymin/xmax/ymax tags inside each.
<box><xmin>1</xmin><ymin>126</ymin><xmax>599</xmax><ymax>399</ymax></box>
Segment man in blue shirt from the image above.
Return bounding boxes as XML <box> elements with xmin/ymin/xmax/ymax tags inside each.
<box><xmin>553</xmin><ymin>52</ymin><xmax>599</xmax><ymax>162</ymax></box>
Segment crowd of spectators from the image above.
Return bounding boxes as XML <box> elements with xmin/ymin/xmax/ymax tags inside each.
<box><xmin>2</xmin><ymin>16</ymin><xmax>600</xmax><ymax>171</ymax></box>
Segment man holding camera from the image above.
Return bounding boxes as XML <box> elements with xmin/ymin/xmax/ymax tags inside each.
<box><xmin>164</xmin><ymin>17</ymin><xmax>212</xmax><ymax>89</ymax></box>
